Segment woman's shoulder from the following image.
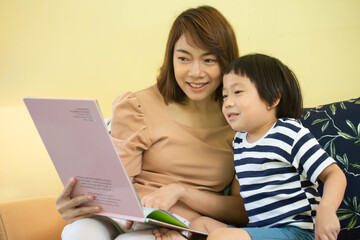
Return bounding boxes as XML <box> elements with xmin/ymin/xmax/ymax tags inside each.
<box><xmin>113</xmin><ymin>85</ymin><xmax>163</xmax><ymax>108</ymax></box>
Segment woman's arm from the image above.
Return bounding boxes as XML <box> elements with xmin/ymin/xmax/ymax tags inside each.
<box><xmin>141</xmin><ymin>178</ymin><xmax>248</xmax><ymax>226</ymax></box>
<box><xmin>179</xmin><ymin>179</ymin><xmax>248</xmax><ymax>226</ymax></box>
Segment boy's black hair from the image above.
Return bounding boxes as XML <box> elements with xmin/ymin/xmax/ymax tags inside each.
<box><xmin>224</xmin><ymin>53</ymin><xmax>303</xmax><ymax>119</ymax></box>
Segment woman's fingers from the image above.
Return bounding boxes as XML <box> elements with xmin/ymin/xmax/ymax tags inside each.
<box><xmin>62</xmin><ymin>205</ymin><xmax>101</xmax><ymax>220</ymax></box>
<box><xmin>56</xmin><ymin>177</ymin><xmax>77</xmax><ymax>204</ymax></box>
<box><xmin>55</xmin><ymin>177</ymin><xmax>101</xmax><ymax>223</ymax></box>
<box><xmin>57</xmin><ymin>194</ymin><xmax>96</xmax><ymax>213</ymax></box>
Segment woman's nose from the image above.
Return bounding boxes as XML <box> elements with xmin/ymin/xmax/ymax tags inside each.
<box><xmin>188</xmin><ymin>61</ymin><xmax>202</xmax><ymax>78</ymax></box>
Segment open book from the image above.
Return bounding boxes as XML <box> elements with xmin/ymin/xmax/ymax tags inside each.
<box><xmin>24</xmin><ymin>97</ymin><xmax>207</xmax><ymax>236</ymax></box>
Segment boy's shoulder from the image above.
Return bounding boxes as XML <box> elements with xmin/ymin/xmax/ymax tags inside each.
<box><xmin>276</xmin><ymin>118</ymin><xmax>304</xmax><ymax>131</ymax></box>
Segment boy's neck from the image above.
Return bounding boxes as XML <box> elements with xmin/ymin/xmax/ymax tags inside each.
<box><xmin>246</xmin><ymin>119</ymin><xmax>278</xmax><ymax>143</ymax></box>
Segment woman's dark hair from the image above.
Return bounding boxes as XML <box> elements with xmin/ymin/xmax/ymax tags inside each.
<box><xmin>157</xmin><ymin>6</ymin><xmax>239</xmax><ymax>104</ymax></box>
<box><xmin>224</xmin><ymin>54</ymin><xmax>303</xmax><ymax>119</ymax></box>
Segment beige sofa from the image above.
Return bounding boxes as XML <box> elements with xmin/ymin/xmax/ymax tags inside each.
<box><xmin>0</xmin><ymin>196</ymin><xmax>66</xmax><ymax>240</ymax></box>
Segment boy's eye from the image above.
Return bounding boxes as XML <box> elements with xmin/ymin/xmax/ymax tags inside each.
<box><xmin>222</xmin><ymin>94</ymin><xmax>228</xmax><ymax>99</ymax></box>
<box><xmin>234</xmin><ymin>90</ymin><xmax>242</xmax><ymax>94</ymax></box>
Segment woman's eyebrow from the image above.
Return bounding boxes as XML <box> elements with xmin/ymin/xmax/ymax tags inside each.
<box><xmin>175</xmin><ymin>49</ymin><xmax>190</xmax><ymax>54</ymax></box>
<box><xmin>175</xmin><ymin>49</ymin><xmax>216</xmax><ymax>57</ymax></box>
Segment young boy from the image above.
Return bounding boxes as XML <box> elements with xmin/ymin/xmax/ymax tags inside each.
<box><xmin>189</xmin><ymin>54</ymin><xmax>347</xmax><ymax>240</ymax></box>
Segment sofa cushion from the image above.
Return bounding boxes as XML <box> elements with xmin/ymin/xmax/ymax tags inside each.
<box><xmin>301</xmin><ymin>97</ymin><xmax>360</xmax><ymax>239</ymax></box>
<box><xmin>0</xmin><ymin>196</ymin><xmax>67</xmax><ymax>240</ymax></box>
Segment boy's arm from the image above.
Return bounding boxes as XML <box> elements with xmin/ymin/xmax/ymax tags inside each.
<box><xmin>316</xmin><ymin>163</ymin><xmax>347</xmax><ymax>240</ymax></box>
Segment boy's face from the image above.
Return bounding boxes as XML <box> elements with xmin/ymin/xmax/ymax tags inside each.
<box><xmin>222</xmin><ymin>73</ymin><xmax>278</xmax><ymax>141</ymax></box>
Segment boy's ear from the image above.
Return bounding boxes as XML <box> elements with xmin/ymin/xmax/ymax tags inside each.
<box><xmin>267</xmin><ymin>96</ymin><xmax>281</xmax><ymax>110</ymax></box>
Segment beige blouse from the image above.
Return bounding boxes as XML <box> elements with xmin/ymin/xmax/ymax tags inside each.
<box><xmin>110</xmin><ymin>85</ymin><xmax>235</xmax><ymax>221</ymax></box>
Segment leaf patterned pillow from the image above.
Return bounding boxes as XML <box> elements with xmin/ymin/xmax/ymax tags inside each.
<box><xmin>301</xmin><ymin>97</ymin><xmax>360</xmax><ymax>240</ymax></box>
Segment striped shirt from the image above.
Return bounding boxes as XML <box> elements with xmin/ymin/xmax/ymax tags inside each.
<box><xmin>233</xmin><ymin>118</ymin><xmax>335</xmax><ymax>230</ymax></box>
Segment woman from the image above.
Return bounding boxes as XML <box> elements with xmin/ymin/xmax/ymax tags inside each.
<box><xmin>57</xmin><ymin>6</ymin><xmax>248</xmax><ymax>240</ymax></box>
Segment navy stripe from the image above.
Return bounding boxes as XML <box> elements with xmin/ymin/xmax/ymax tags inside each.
<box><xmin>237</xmin><ymin>166</ymin><xmax>296</xmax><ymax>179</ymax></box>
<box><xmin>301</xmin><ymin>180</ymin><xmax>314</xmax><ymax>188</ymax></box>
<box><xmin>234</xmin><ymin>145</ymin><xmax>291</xmax><ymax>160</ymax></box>
<box><xmin>233</xmin><ymin>136</ymin><xmax>242</xmax><ymax>144</ymax></box>
<box><xmin>291</xmin><ymin>131</ymin><xmax>310</xmax><ymax>160</ymax></box>
<box><xmin>247</xmin><ymin>205</ymin><xmax>312</xmax><ymax>227</ymax></box>
<box><xmin>246</xmin><ymin>192</ymin><xmax>307</xmax><ymax>216</ymax></box>
<box><xmin>304</xmin><ymin>187</ymin><xmax>320</xmax><ymax>197</ymax></box>
<box><xmin>267</xmin><ymin>132</ymin><xmax>294</xmax><ymax>146</ymax></box>
<box><xmin>240</xmin><ymin>174</ymin><xmax>300</xmax><ymax>192</ymax></box>
<box><xmin>234</xmin><ymin>157</ymin><xmax>276</xmax><ymax>166</ymax></box>
<box><xmin>276</xmin><ymin>119</ymin><xmax>301</xmax><ymax>132</ymax></box>
<box><xmin>243</xmin><ymin>188</ymin><xmax>302</xmax><ymax>204</ymax></box>
<box><xmin>293</xmin><ymin>214</ymin><xmax>313</xmax><ymax>222</ymax></box>
<box><xmin>307</xmin><ymin>153</ymin><xmax>329</xmax><ymax>180</ymax></box>
<box><xmin>308</xmin><ymin>197</ymin><xmax>320</xmax><ymax>205</ymax></box>
<box><xmin>298</xmin><ymin>144</ymin><xmax>322</xmax><ymax>171</ymax></box>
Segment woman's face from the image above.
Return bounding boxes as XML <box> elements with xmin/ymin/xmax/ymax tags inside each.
<box><xmin>173</xmin><ymin>35</ymin><xmax>221</xmax><ymax>103</ymax></box>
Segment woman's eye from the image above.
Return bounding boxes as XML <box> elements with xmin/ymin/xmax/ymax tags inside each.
<box><xmin>178</xmin><ymin>57</ymin><xmax>187</xmax><ymax>61</ymax></box>
<box><xmin>234</xmin><ymin>90</ymin><xmax>242</xmax><ymax>94</ymax></box>
<box><xmin>222</xmin><ymin>94</ymin><xmax>228</xmax><ymax>99</ymax></box>
<box><xmin>205</xmin><ymin>58</ymin><xmax>217</xmax><ymax>63</ymax></box>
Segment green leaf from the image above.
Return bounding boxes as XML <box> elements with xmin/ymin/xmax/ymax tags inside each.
<box><xmin>350</xmin><ymin>163</ymin><xmax>360</xmax><ymax>169</ymax></box>
<box><xmin>321</xmin><ymin>121</ymin><xmax>329</xmax><ymax>132</ymax></box>
<box><xmin>347</xmin><ymin>215</ymin><xmax>358</xmax><ymax>229</ymax></box>
<box><xmin>355</xmin><ymin>100</ymin><xmax>360</xmax><ymax>104</ymax></box>
<box><xmin>353</xmin><ymin>197</ymin><xmax>359</xmax><ymax>212</ymax></box>
<box><xmin>340</xmin><ymin>102</ymin><xmax>347</xmax><ymax>110</ymax></box>
<box><xmin>337</xmin><ymin>212</ymin><xmax>355</xmax><ymax>220</ymax></box>
<box><xmin>323</xmin><ymin>140</ymin><xmax>331</xmax><ymax>151</ymax></box>
<box><xmin>303</xmin><ymin>111</ymin><xmax>310</xmax><ymax>120</ymax></box>
<box><xmin>343</xmin><ymin>196</ymin><xmax>352</xmax><ymax>207</ymax></box>
<box><xmin>337</xmin><ymin>208</ymin><xmax>354</xmax><ymax>214</ymax></box>
<box><xmin>338</xmin><ymin>132</ymin><xmax>356</xmax><ymax>140</ymax></box>
<box><xmin>355</xmin><ymin>140</ymin><xmax>360</xmax><ymax>146</ymax></box>
<box><xmin>330</xmin><ymin>141</ymin><xmax>336</xmax><ymax>158</ymax></box>
<box><xmin>358</xmin><ymin>123</ymin><xmax>360</xmax><ymax>137</ymax></box>
<box><xmin>336</xmin><ymin>154</ymin><xmax>345</xmax><ymax>165</ymax></box>
<box><xmin>330</xmin><ymin>104</ymin><xmax>336</xmax><ymax>115</ymax></box>
<box><xmin>346</xmin><ymin>120</ymin><xmax>357</xmax><ymax>135</ymax></box>
<box><xmin>336</xmin><ymin>154</ymin><xmax>349</xmax><ymax>169</ymax></box>
<box><xmin>343</xmin><ymin>154</ymin><xmax>349</xmax><ymax>169</ymax></box>
<box><xmin>312</xmin><ymin>118</ymin><xmax>329</xmax><ymax>125</ymax></box>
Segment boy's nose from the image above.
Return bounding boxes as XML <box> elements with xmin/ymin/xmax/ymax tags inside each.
<box><xmin>224</xmin><ymin>98</ymin><xmax>235</xmax><ymax>108</ymax></box>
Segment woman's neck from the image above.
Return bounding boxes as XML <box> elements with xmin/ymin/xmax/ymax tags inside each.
<box><xmin>167</xmin><ymin>99</ymin><xmax>227</xmax><ymax>128</ymax></box>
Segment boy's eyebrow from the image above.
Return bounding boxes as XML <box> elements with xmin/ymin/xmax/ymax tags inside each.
<box><xmin>222</xmin><ymin>81</ymin><xmax>242</xmax><ymax>91</ymax></box>
<box><xmin>175</xmin><ymin>49</ymin><xmax>216</xmax><ymax>57</ymax></box>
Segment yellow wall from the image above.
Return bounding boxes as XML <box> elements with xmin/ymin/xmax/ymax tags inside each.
<box><xmin>1</xmin><ymin>0</ymin><xmax>359</xmax><ymax>202</ymax></box>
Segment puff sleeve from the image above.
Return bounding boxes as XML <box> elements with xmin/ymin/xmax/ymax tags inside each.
<box><xmin>110</xmin><ymin>92</ymin><xmax>152</xmax><ymax>178</ymax></box>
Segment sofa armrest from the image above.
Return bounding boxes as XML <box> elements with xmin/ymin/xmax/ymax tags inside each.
<box><xmin>0</xmin><ymin>196</ymin><xmax>67</xmax><ymax>240</ymax></box>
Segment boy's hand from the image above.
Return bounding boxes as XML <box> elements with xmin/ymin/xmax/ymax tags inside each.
<box><xmin>315</xmin><ymin>203</ymin><xmax>340</xmax><ymax>240</ymax></box>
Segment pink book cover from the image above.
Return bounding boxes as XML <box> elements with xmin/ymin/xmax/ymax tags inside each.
<box><xmin>24</xmin><ymin>97</ymin><xmax>145</xmax><ymax>222</ymax></box>
<box><xmin>23</xmin><ymin>97</ymin><xmax>207</xmax><ymax>236</ymax></box>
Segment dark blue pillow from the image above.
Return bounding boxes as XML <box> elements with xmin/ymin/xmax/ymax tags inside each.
<box><xmin>301</xmin><ymin>97</ymin><xmax>360</xmax><ymax>240</ymax></box>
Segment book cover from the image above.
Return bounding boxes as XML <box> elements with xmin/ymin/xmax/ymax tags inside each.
<box><xmin>24</xmin><ymin>97</ymin><xmax>207</xmax><ymax>236</ymax></box>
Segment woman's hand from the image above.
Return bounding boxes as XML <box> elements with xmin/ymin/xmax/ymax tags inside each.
<box><xmin>141</xmin><ymin>183</ymin><xmax>185</xmax><ymax>210</ymax></box>
<box><xmin>153</xmin><ymin>228</ymin><xmax>187</xmax><ymax>240</ymax></box>
<box><xmin>55</xmin><ymin>177</ymin><xmax>102</xmax><ymax>223</ymax></box>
